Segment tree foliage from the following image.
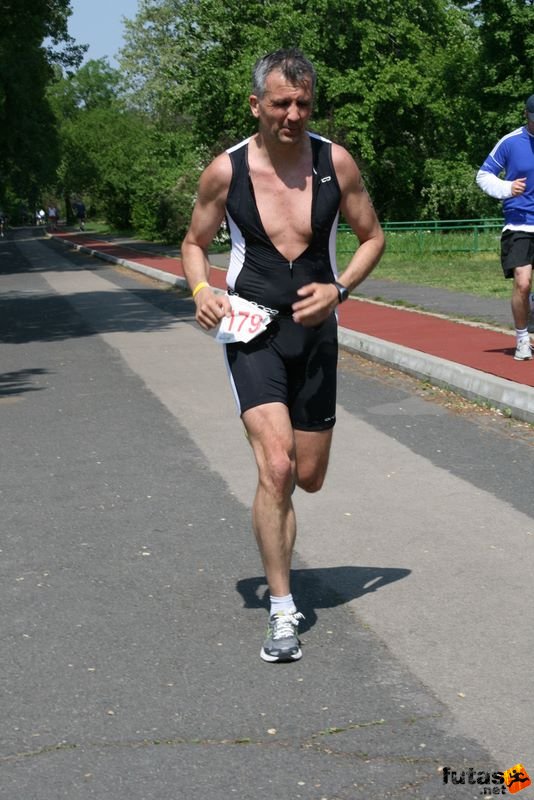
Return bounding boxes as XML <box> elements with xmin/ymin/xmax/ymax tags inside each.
<box><xmin>0</xmin><ymin>0</ymin><xmax>85</xmax><ymax>211</ymax></box>
<box><xmin>464</xmin><ymin>0</ymin><xmax>534</xmax><ymax>130</ymax></box>
<box><xmin>48</xmin><ymin>57</ymin><xmax>205</xmax><ymax>239</ymax></box>
<box><xmin>118</xmin><ymin>0</ymin><xmax>532</xmax><ymax>223</ymax></box>
<box><xmin>4</xmin><ymin>0</ymin><xmax>533</xmax><ymax>231</ymax></box>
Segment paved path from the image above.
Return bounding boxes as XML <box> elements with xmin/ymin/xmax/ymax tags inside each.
<box><xmin>3</xmin><ymin>230</ymin><xmax>534</xmax><ymax>799</ymax></box>
<box><xmin>51</xmin><ymin>230</ymin><xmax>534</xmax><ymax>425</ymax></box>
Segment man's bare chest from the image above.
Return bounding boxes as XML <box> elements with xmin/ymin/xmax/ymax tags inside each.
<box><xmin>250</xmin><ymin>168</ymin><xmax>313</xmax><ymax>244</ymax></box>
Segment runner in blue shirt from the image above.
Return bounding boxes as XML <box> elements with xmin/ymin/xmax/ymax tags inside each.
<box><xmin>476</xmin><ymin>95</ymin><xmax>534</xmax><ymax>360</ymax></box>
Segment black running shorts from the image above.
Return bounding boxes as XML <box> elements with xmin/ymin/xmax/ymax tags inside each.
<box><xmin>224</xmin><ymin>313</ymin><xmax>338</xmax><ymax>431</ymax></box>
<box><xmin>501</xmin><ymin>230</ymin><xmax>534</xmax><ymax>279</ymax></box>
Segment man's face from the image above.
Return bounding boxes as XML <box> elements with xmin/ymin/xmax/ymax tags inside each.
<box><xmin>249</xmin><ymin>69</ymin><xmax>313</xmax><ymax>145</ymax></box>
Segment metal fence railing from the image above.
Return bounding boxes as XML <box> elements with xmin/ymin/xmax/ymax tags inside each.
<box><xmin>338</xmin><ymin>218</ymin><xmax>503</xmax><ymax>256</ymax></box>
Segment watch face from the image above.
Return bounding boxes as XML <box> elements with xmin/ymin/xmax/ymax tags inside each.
<box><xmin>336</xmin><ymin>282</ymin><xmax>348</xmax><ymax>301</ymax></box>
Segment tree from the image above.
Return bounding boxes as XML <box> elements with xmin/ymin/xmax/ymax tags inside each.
<box><xmin>94</xmin><ymin>0</ymin><xmax>532</xmax><ymax>227</ymax></box>
<box><xmin>51</xmin><ymin>57</ymin><xmax>122</xmax><ymax>117</ymax></box>
<box><xmin>49</xmin><ymin>59</ymin><xmax>140</xmax><ymax>227</ymax></box>
<box><xmin>0</xmin><ymin>0</ymin><xmax>86</xmax><ymax>212</ymax></box>
<box><xmin>49</xmin><ymin>56</ymin><xmax>203</xmax><ymax>239</ymax></box>
<box><xmin>119</xmin><ymin>0</ymin><xmax>484</xmax><ymax>219</ymax></box>
<box><xmin>460</xmin><ymin>0</ymin><xmax>534</xmax><ymax>150</ymax></box>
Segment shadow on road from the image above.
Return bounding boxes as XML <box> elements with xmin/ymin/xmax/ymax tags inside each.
<box><xmin>0</xmin><ymin>368</ymin><xmax>48</xmax><ymax>397</ymax></box>
<box><xmin>236</xmin><ymin>564</ymin><xmax>411</xmax><ymax>633</ymax></box>
<box><xmin>0</xmin><ymin>228</ymin><xmax>195</xmax><ymax>344</ymax></box>
<box><xmin>0</xmin><ymin>289</ymin><xmax>197</xmax><ymax>344</ymax></box>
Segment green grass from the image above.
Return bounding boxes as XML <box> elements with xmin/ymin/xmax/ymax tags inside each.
<box><xmin>86</xmin><ymin>221</ymin><xmax>139</xmax><ymax>238</ymax></box>
<box><xmin>337</xmin><ymin>232</ymin><xmax>508</xmax><ymax>299</ymax></box>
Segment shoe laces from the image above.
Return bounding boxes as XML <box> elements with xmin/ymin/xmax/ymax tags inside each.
<box><xmin>270</xmin><ymin>611</ymin><xmax>304</xmax><ymax>640</ymax></box>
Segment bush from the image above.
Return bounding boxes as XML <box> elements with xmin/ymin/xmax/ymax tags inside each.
<box><xmin>154</xmin><ymin>172</ymin><xmax>199</xmax><ymax>243</ymax></box>
<box><xmin>128</xmin><ymin>131</ymin><xmax>205</xmax><ymax>243</ymax></box>
<box><xmin>421</xmin><ymin>158</ymin><xmax>499</xmax><ymax>221</ymax></box>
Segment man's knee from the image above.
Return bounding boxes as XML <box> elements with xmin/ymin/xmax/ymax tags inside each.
<box><xmin>297</xmin><ymin>476</ymin><xmax>324</xmax><ymax>494</ymax></box>
<box><xmin>296</xmin><ymin>466</ymin><xmax>327</xmax><ymax>494</ymax></box>
<box><xmin>515</xmin><ymin>279</ymin><xmax>531</xmax><ymax>295</ymax></box>
<box><xmin>293</xmin><ymin>430</ymin><xmax>332</xmax><ymax>493</ymax></box>
<box><xmin>513</xmin><ymin>266</ymin><xmax>532</xmax><ymax>293</ymax></box>
<box><xmin>259</xmin><ymin>450</ymin><xmax>295</xmax><ymax>498</ymax></box>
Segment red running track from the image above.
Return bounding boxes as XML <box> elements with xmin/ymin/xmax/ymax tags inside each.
<box><xmin>58</xmin><ymin>233</ymin><xmax>534</xmax><ymax>390</ymax></box>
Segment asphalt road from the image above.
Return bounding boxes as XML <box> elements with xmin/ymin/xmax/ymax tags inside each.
<box><xmin>2</xmin><ymin>229</ymin><xmax>534</xmax><ymax>799</ymax></box>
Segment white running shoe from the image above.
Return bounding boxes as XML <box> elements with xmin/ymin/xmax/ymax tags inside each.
<box><xmin>260</xmin><ymin>610</ymin><xmax>304</xmax><ymax>662</ymax></box>
<box><xmin>514</xmin><ymin>339</ymin><xmax>532</xmax><ymax>361</ymax></box>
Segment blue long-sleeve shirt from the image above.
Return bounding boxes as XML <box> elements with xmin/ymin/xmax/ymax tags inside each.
<box><xmin>476</xmin><ymin>126</ymin><xmax>534</xmax><ymax>229</ymax></box>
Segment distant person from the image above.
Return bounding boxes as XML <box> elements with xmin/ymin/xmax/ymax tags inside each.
<box><xmin>476</xmin><ymin>94</ymin><xmax>534</xmax><ymax>361</ymax></box>
<box><xmin>73</xmin><ymin>200</ymin><xmax>86</xmax><ymax>231</ymax></box>
<box><xmin>0</xmin><ymin>210</ymin><xmax>6</xmax><ymax>238</ymax></box>
<box><xmin>37</xmin><ymin>209</ymin><xmax>46</xmax><ymax>226</ymax></box>
<box><xmin>47</xmin><ymin>205</ymin><xmax>59</xmax><ymax>231</ymax></box>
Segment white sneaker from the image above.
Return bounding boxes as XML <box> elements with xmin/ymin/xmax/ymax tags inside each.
<box><xmin>514</xmin><ymin>339</ymin><xmax>532</xmax><ymax>361</ymax></box>
<box><xmin>260</xmin><ymin>610</ymin><xmax>304</xmax><ymax>662</ymax></box>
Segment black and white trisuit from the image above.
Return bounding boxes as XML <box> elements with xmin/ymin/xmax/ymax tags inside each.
<box><xmin>223</xmin><ymin>132</ymin><xmax>342</xmax><ymax>431</ymax></box>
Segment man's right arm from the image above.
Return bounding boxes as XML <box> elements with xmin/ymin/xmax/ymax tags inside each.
<box><xmin>476</xmin><ymin>142</ymin><xmax>526</xmax><ymax>199</ymax></box>
<box><xmin>181</xmin><ymin>154</ymin><xmax>233</xmax><ymax>330</ymax></box>
<box><xmin>476</xmin><ymin>168</ymin><xmax>527</xmax><ymax>199</ymax></box>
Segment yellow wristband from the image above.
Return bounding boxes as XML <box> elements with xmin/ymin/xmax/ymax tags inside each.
<box><xmin>192</xmin><ymin>280</ymin><xmax>209</xmax><ymax>298</ymax></box>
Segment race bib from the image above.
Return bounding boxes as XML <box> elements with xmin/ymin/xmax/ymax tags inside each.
<box><xmin>215</xmin><ymin>294</ymin><xmax>272</xmax><ymax>344</ymax></box>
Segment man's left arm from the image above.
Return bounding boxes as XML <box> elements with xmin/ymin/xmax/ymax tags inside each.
<box><xmin>292</xmin><ymin>144</ymin><xmax>385</xmax><ymax>326</ymax></box>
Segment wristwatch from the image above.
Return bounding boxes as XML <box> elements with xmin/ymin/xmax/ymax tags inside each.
<box><xmin>334</xmin><ymin>281</ymin><xmax>349</xmax><ymax>304</ymax></box>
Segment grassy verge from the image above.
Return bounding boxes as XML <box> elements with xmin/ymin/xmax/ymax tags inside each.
<box><xmin>85</xmin><ymin>221</ymin><xmax>139</xmax><ymax>238</ymax></box>
<box><xmin>365</xmin><ymin>250</ymin><xmax>508</xmax><ymax>299</ymax></box>
<box><xmin>337</xmin><ymin>231</ymin><xmax>507</xmax><ymax>299</ymax></box>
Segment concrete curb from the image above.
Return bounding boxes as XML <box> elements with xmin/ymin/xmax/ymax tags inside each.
<box><xmin>338</xmin><ymin>327</ymin><xmax>534</xmax><ymax>424</ymax></box>
<box><xmin>66</xmin><ymin>240</ymin><xmax>188</xmax><ymax>289</ymax></box>
<box><xmin>57</xmin><ymin>237</ymin><xmax>534</xmax><ymax>425</ymax></box>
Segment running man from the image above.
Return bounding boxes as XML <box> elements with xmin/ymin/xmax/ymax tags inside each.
<box><xmin>181</xmin><ymin>48</ymin><xmax>385</xmax><ymax>662</ymax></box>
<box><xmin>73</xmin><ymin>200</ymin><xmax>86</xmax><ymax>231</ymax></box>
<box><xmin>476</xmin><ymin>94</ymin><xmax>534</xmax><ymax>361</ymax></box>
